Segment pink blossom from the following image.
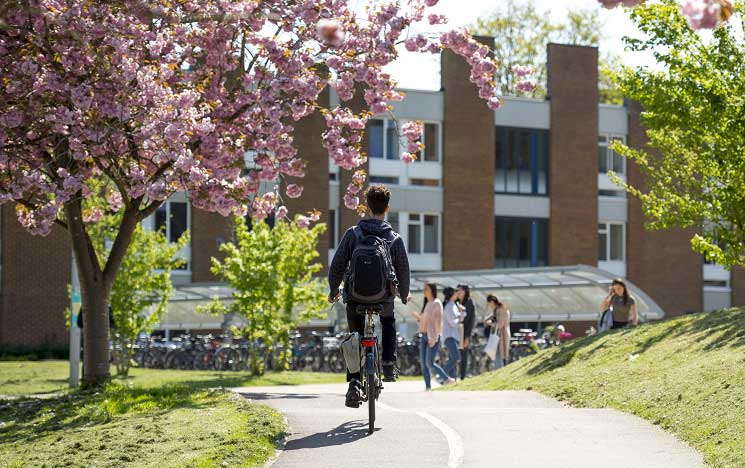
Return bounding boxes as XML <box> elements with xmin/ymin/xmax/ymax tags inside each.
<box><xmin>514</xmin><ymin>80</ymin><xmax>537</xmax><ymax>93</ymax></box>
<box><xmin>297</xmin><ymin>215</ymin><xmax>311</xmax><ymax>229</ymax></box>
<box><xmin>106</xmin><ymin>190</ymin><xmax>123</xmax><ymax>211</ymax></box>
<box><xmin>83</xmin><ymin>208</ymin><xmax>103</xmax><ymax>224</ymax></box>
<box><xmin>276</xmin><ymin>205</ymin><xmax>288</xmax><ymax>219</ymax></box>
<box><xmin>401</xmin><ymin>153</ymin><xmax>416</xmax><ymax>164</ymax></box>
<box><xmin>511</xmin><ymin>65</ymin><xmax>534</xmax><ymax>77</ymax></box>
<box><xmin>344</xmin><ymin>194</ymin><xmax>359</xmax><ymax>210</ymax></box>
<box><xmin>347</xmin><ymin>183</ymin><xmax>361</xmax><ymax>195</ymax></box>
<box><xmin>286</xmin><ymin>183</ymin><xmax>303</xmax><ymax>198</ymax></box>
<box><xmin>681</xmin><ymin>0</ymin><xmax>731</xmax><ymax>30</ymax></box>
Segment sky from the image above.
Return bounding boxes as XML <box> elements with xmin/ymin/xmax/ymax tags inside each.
<box><xmin>381</xmin><ymin>0</ymin><xmax>652</xmax><ymax>90</ymax></box>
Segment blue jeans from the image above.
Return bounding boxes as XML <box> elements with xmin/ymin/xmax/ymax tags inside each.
<box><xmin>424</xmin><ymin>336</ymin><xmax>450</xmax><ymax>384</ymax></box>
<box><xmin>419</xmin><ymin>334</ymin><xmax>431</xmax><ymax>389</ymax></box>
<box><xmin>443</xmin><ymin>337</ymin><xmax>461</xmax><ymax>380</ymax></box>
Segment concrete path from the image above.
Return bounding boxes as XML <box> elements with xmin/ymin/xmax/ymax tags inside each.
<box><xmin>233</xmin><ymin>381</ymin><xmax>703</xmax><ymax>468</ymax></box>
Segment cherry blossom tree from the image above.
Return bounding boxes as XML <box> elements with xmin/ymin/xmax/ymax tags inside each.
<box><xmin>598</xmin><ymin>0</ymin><xmax>734</xmax><ymax>30</ymax></box>
<box><xmin>0</xmin><ymin>0</ymin><xmax>511</xmax><ymax>384</ymax></box>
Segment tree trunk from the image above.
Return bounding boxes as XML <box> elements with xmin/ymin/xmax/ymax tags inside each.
<box><xmin>67</xmin><ymin>199</ymin><xmax>140</xmax><ymax>386</ymax></box>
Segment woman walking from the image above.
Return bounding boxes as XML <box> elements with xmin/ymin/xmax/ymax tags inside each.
<box><xmin>600</xmin><ymin>278</ymin><xmax>638</xmax><ymax>329</ymax></box>
<box><xmin>457</xmin><ymin>284</ymin><xmax>476</xmax><ymax>380</ymax></box>
<box><xmin>411</xmin><ymin>283</ymin><xmax>453</xmax><ymax>389</ymax></box>
<box><xmin>484</xmin><ymin>294</ymin><xmax>510</xmax><ymax>369</ymax></box>
<box><xmin>441</xmin><ymin>287</ymin><xmax>463</xmax><ymax>380</ymax></box>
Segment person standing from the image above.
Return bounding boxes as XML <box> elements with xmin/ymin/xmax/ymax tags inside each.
<box><xmin>456</xmin><ymin>284</ymin><xmax>475</xmax><ymax>380</ymax></box>
<box><xmin>441</xmin><ymin>287</ymin><xmax>462</xmax><ymax>380</ymax></box>
<box><xmin>600</xmin><ymin>278</ymin><xmax>638</xmax><ymax>329</ymax></box>
<box><xmin>484</xmin><ymin>294</ymin><xmax>510</xmax><ymax>369</ymax></box>
<box><xmin>411</xmin><ymin>283</ymin><xmax>452</xmax><ymax>388</ymax></box>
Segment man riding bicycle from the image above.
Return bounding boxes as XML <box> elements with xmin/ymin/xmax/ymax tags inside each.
<box><xmin>328</xmin><ymin>184</ymin><xmax>410</xmax><ymax>408</ymax></box>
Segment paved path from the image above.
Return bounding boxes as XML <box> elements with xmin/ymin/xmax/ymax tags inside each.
<box><xmin>233</xmin><ymin>381</ymin><xmax>703</xmax><ymax>468</ymax></box>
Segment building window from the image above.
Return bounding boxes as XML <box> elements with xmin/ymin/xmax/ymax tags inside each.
<box><xmin>369</xmin><ymin>176</ymin><xmax>399</xmax><ymax>185</ymax></box>
<box><xmin>598</xmin><ymin>222</ymin><xmax>625</xmax><ymax>262</ymax></box>
<box><xmin>410</xmin><ymin>178</ymin><xmax>440</xmax><ymax>187</ymax></box>
<box><xmin>369</xmin><ymin>119</ymin><xmax>399</xmax><ymax>160</ymax></box>
<box><xmin>245</xmin><ymin>212</ymin><xmax>276</xmax><ymax>231</ymax></box>
<box><xmin>599</xmin><ymin>135</ymin><xmax>625</xmax><ymax>175</ymax></box>
<box><xmin>494</xmin><ymin>217</ymin><xmax>548</xmax><ymax>268</ymax></box>
<box><xmin>495</xmin><ymin>127</ymin><xmax>549</xmax><ymax>195</ymax></box>
<box><xmin>329</xmin><ymin>173</ymin><xmax>337</xmax><ymax>181</ymax></box>
<box><xmin>154</xmin><ymin>201</ymin><xmax>190</xmax><ymax>270</ymax></box>
<box><xmin>328</xmin><ymin>209</ymin><xmax>338</xmax><ymax>248</ymax></box>
<box><xmin>415</xmin><ymin>122</ymin><xmax>441</xmax><ymax>162</ymax></box>
<box><xmin>406</xmin><ymin>213</ymin><xmax>440</xmax><ymax>254</ymax></box>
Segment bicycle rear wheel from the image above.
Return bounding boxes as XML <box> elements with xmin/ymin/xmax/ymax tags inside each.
<box><xmin>367</xmin><ymin>370</ymin><xmax>376</xmax><ymax>435</ymax></box>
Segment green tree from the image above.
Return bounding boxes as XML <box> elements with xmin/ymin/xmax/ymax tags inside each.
<box><xmin>611</xmin><ymin>1</ymin><xmax>745</xmax><ymax>268</ymax></box>
<box><xmin>204</xmin><ymin>216</ymin><xmax>327</xmax><ymax>375</ymax></box>
<box><xmin>472</xmin><ymin>0</ymin><xmax>623</xmax><ymax>104</ymax></box>
<box><xmin>83</xmin><ymin>180</ymin><xmax>189</xmax><ymax>376</ymax></box>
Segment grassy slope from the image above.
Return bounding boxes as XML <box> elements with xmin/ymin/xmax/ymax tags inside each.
<box><xmin>452</xmin><ymin>308</ymin><xmax>745</xmax><ymax>468</ymax></box>
<box><xmin>0</xmin><ymin>361</ymin><xmax>346</xmax><ymax>396</ymax></box>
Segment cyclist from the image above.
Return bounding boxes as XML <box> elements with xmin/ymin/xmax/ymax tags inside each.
<box><xmin>328</xmin><ymin>184</ymin><xmax>410</xmax><ymax>408</ymax></box>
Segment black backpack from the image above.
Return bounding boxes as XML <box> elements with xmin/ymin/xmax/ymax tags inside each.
<box><xmin>345</xmin><ymin>227</ymin><xmax>398</xmax><ymax>304</ymax></box>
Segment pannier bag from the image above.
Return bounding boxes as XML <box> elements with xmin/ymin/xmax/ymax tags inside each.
<box><xmin>340</xmin><ymin>332</ymin><xmax>363</xmax><ymax>374</ymax></box>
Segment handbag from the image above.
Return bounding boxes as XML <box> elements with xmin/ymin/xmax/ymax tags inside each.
<box><xmin>598</xmin><ymin>309</ymin><xmax>613</xmax><ymax>333</ymax></box>
<box><xmin>484</xmin><ymin>329</ymin><xmax>500</xmax><ymax>361</ymax></box>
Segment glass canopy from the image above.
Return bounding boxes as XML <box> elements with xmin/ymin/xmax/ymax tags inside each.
<box><xmin>399</xmin><ymin>265</ymin><xmax>664</xmax><ymax>324</ymax></box>
<box><xmin>155</xmin><ymin>265</ymin><xmax>664</xmax><ymax>332</ymax></box>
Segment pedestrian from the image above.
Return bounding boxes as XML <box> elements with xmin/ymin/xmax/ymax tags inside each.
<box><xmin>456</xmin><ymin>284</ymin><xmax>475</xmax><ymax>380</ymax></box>
<box><xmin>411</xmin><ymin>283</ymin><xmax>453</xmax><ymax>388</ymax></box>
<box><xmin>441</xmin><ymin>286</ymin><xmax>462</xmax><ymax>380</ymax></box>
<box><xmin>600</xmin><ymin>278</ymin><xmax>638</xmax><ymax>329</ymax></box>
<box><xmin>484</xmin><ymin>294</ymin><xmax>510</xmax><ymax>369</ymax></box>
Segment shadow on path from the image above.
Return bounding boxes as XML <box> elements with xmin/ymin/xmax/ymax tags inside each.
<box><xmin>284</xmin><ymin>420</ymin><xmax>372</xmax><ymax>450</ymax></box>
<box><xmin>236</xmin><ymin>392</ymin><xmax>320</xmax><ymax>401</ymax></box>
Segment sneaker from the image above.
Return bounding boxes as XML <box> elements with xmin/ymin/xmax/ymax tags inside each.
<box><xmin>382</xmin><ymin>364</ymin><xmax>397</xmax><ymax>382</ymax></box>
<box><xmin>345</xmin><ymin>380</ymin><xmax>362</xmax><ymax>408</ymax></box>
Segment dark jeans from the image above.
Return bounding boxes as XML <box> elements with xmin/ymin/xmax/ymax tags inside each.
<box><xmin>612</xmin><ymin>321</ymin><xmax>628</xmax><ymax>329</ymax></box>
<box><xmin>460</xmin><ymin>343</ymin><xmax>469</xmax><ymax>380</ymax></box>
<box><xmin>345</xmin><ymin>301</ymin><xmax>396</xmax><ymax>382</ymax></box>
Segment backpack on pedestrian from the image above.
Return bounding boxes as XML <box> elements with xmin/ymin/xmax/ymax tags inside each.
<box><xmin>344</xmin><ymin>226</ymin><xmax>399</xmax><ymax>304</ymax></box>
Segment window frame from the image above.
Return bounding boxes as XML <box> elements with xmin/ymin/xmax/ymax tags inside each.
<box><xmin>149</xmin><ymin>199</ymin><xmax>191</xmax><ymax>271</ymax></box>
<box><xmin>598</xmin><ymin>221</ymin><xmax>626</xmax><ymax>262</ymax></box>
<box><xmin>494</xmin><ymin>216</ymin><xmax>549</xmax><ymax>268</ymax></box>
<box><xmin>414</xmin><ymin>120</ymin><xmax>442</xmax><ymax>163</ymax></box>
<box><xmin>495</xmin><ymin>126</ymin><xmax>549</xmax><ymax>196</ymax></box>
<box><xmin>404</xmin><ymin>212</ymin><xmax>441</xmax><ymax>255</ymax></box>
<box><xmin>369</xmin><ymin>118</ymin><xmax>400</xmax><ymax>160</ymax></box>
<box><xmin>598</xmin><ymin>134</ymin><xmax>626</xmax><ymax>176</ymax></box>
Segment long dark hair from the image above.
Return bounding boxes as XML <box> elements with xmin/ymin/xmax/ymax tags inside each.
<box><xmin>421</xmin><ymin>283</ymin><xmax>437</xmax><ymax>313</ymax></box>
<box><xmin>612</xmin><ymin>278</ymin><xmax>630</xmax><ymax>306</ymax></box>
<box><xmin>457</xmin><ymin>284</ymin><xmax>471</xmax><ymax>304</ymax></box>
<box><xmin>486</xmin><ymin>294</ymin><xmax>502</xmax><ymax>307</ymax></box>
<box><xmin>443</xmin><ymin>286</ymin><xmax>456</xmax><ymax>304</ymax></box>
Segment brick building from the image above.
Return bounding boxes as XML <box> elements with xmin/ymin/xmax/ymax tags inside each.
<box><xmin>1</xmin><ymin>42</ymin><xmax>742</xmax><ymax>350</ymax></box>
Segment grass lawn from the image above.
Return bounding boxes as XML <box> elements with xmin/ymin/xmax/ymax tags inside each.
<box><xmin>0</xmin><ymin>364</ymin><xmax>347</xmax><ymax>467</ymax></box>
<box><xmin>450</xmin><ymin>308</ymin><xmax>745</xmax><ymax>468</ymax></box>
<box><xmin>0</xmin><ymin>360</ymin><xmax>346</xmax><ymax>396</ymax></box>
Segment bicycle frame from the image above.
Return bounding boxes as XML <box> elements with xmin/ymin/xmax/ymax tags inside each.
<box><xmin>359</xmin><ymin>308</ymin><xmax>383</xmax><ymax>435</ymax></box>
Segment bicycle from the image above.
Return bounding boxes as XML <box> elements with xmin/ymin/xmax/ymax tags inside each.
<box><xmin>355</xmin><ymin>303</ymin><xmax>384</xmax><ymax>435</ymax></box>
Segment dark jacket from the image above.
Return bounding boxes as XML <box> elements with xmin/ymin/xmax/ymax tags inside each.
<box><xmin>461</xmin><ymin>298</ymin><xmax>476</xmax><ymax>338</ymax></box>
<box><xmin>328</xmin><ymin>218</ymin><xmax>410</xmax><ymax>304</ymax></box>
